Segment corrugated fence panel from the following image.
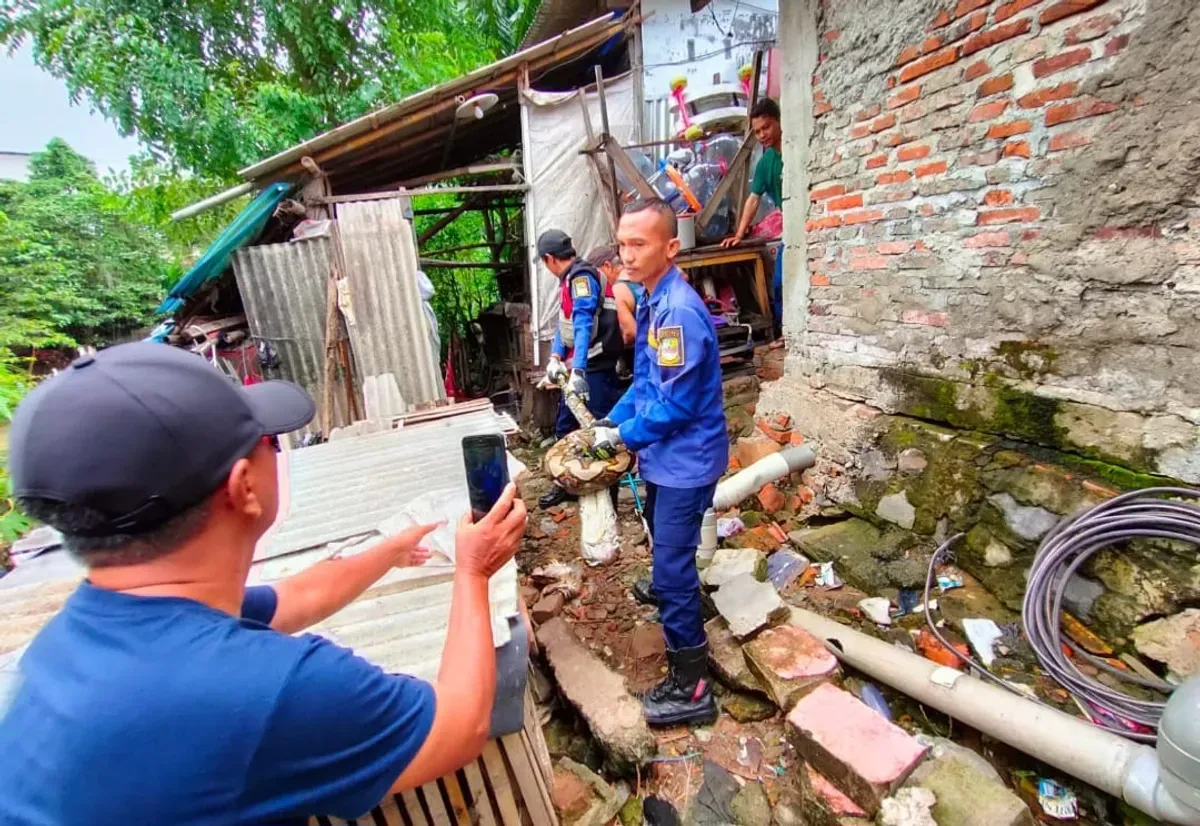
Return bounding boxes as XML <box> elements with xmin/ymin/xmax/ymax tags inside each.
<box><xmin>335</xmin><ymin>199</ymin><xmax>444</xmax><ymax>410</ymax></box>
<box><xmin>232</xmin><ymin>238</ymin><xmax>350</xmax><ymax>432</ymax></box>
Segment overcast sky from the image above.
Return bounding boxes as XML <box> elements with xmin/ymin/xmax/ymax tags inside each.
<box><xmin>1</xmin><ymin>42</ymin><xmax>142</xmax><ymax>175</ymax></box>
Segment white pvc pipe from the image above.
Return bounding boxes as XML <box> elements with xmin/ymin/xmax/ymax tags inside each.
<box><xmin>170</xmin><ymin>182</ymin><xmax>254</xmax><ymax>221</ymax></box>
<box><xmin>713</xmin><ymin>445</ymin><xmax>816</xmax><ymax>511</ymax></box>
<box><xmin>788</xmin><ymin>607</ymin><xmax>1200</xmax><ymax>826</ymax></box>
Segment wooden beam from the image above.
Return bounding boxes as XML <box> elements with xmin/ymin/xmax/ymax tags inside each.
<box><xmin>421</xmin><ymin>242</ymin><xmax>503</xmax><ymax>256</ymax></box>
<box><xmin>696</xmin><ymin>134</ymin><xmax>757</xmax><ymax>231</ymax></box>
<box><xmin>417</xmin><ymin>204</ymin><xmax>470</xmax><ymax>242</ymax></box>
<box><xmin>317</xmin><ymin>184</ymin><xmax>528</xmax><ymax>205</ymax></box>
<box><xmin>602</xmin><ymin>138</ymin><xmax>658</xmax><ymax>201</ymax></box>
<box><xmin>595</xmin><ymin>66</ymin><xmax>622</xmax><ymax>227</ymax></box>
<box><xmin>399</xmin><ymin>162</ymin><xmax>521</xmax><ymax>189</ymax></box>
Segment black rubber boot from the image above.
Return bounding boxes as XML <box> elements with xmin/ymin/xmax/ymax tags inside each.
<box><xmin>642</xmin><ymin>644</ymin><xmax>718</xmax><ymax>727</ymax></box>
<box><xmin>632</xmin><ymin>577</ymin><xmax>659</xmax><ymax>606</ymax></box>
<box><xmin>538</xmin><ymin>485</ymin><xmax>576</xmax><ymax>509</ymax></box>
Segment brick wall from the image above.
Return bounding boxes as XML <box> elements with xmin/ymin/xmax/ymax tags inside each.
<box><xmin>776</xmin><ymin>0</ymin><xmax>1200</xmax><ymax>485</ymax></box>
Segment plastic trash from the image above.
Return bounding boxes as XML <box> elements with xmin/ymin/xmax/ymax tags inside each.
<box><xmin>897</xmin><ymin>589</ymin><xmax>922</xmax><ymax>616</ymax></box>
<box><xmin>717</xmin><ymin>516</ymin><xmax>745</xmax><ymax>538</ymax></box>
<box><xmin>699</xmin><ymin>133</ymin><xmax>742</xmax><ymax>170</ymax></box>
<box><xmin>1036</xmin><ymin>778</ymin><xmax>1078</xmax><ymax>820</ymax></box>
<box><xmin>937</xmin><ymin>573</ymin><xmax>964</xmax><ymax>592</ymax></box>
<box><xmin>859</xmin><ymin>597</ymin><xmax>894</xmax><ymax>626</ymax></box>
<box><xmin>961</xmin><ymin>617</ymin><xmax>1004</xmax><ymax>667</ymax></box>
<box><xmin>767</xmin><ymin>549</ymin><xmax>811</xmax><ymax>590</ymax></box>
<box><xmin>815</xmin><ymin>562</ymin><xmax>843</xmax><ymax>589</ymax></box>
<box><xmin>859</xmin><ymin>681</ymin><xmax>893</xmax><ymax>721</ymax></box>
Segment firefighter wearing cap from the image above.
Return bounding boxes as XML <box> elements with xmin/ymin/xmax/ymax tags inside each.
<box><xmin>537</xmin><ymin>228</ymin><xmax>625</xmax><ymax>509</ymax></box>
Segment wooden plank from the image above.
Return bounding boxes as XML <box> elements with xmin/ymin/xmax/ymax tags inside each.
<box><xmin>318</xmin><ymin>185</ymin><xmax>528</xmax><ymax>205</ymax></box>
<box><xmin>676</xmin><ymin>249</ymin><xmax>764</xmax><ymax>269</ymax></box>
<box><xmin>595</xmin><ymin>66</ymin><xmax>622</xmax><ymax>226</ymax></box>
<box><xmin>402</xmin><ymin>789</ymin><xmax>431</xmax><ymax>826</ymax></box>
<box><xmin>464</xmin><ymin>761</ymin><xmax>500</xmax><ymax>826</ymax></box>
<box><xmin>400</xmin><ymin>162</ymin><xmax>520</xmax><ymax>190</ymax></box>
<box><xmin>523</xmin><ymin>689</ymin><xmax>555</xmax><ymax>786</ymax></box>
<box><xmin>376</xmin><ymin>797</ymin><xmax>405</xmax><ymax>826</ymax></box>
<box><xmin>500</xmin><ymin>733</ymin><xmax>556</xmax><ymax>826</ymax></box>
<box><xmin>753</xmin><ymin>255</ymin><xmax>771</xmax><ymax>322</ymax></box>
<box><xmin>442</xmin><ymin>773</ymin><xmax>474</xmax><ymax>826</ymax></box>
<box><xmin>695</xmin><ymin>135</ymin><xmax>757</xmax><ymax>231</ymax></box>
<box><xmin>603</xmin><ymin>139</ymin><xmax>658</xmax><ymax>201</ymax></box>
<box><xmin>520</xmin><ymin>728</ymin><xmax>559</xmax><ymax>826</ymax></box>
<box><xmin>421</xmin><ymin>781</ymin><xmax>454</xmax><ymax>826</ymax></box>
<box><xmin>481</xmin><ymin>743</ymin><xmax>523</xmax><ymax>826</ymax></box>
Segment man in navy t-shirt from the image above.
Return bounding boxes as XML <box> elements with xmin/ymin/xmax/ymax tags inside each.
<box><xmin>0</xmin><ymin>343</ymin><xmax>527</xmax><ymax>825</ymax></box>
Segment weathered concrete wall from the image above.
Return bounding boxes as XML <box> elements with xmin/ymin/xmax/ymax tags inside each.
<box><xmin>640</xmin><ymin>0</ymin><xmax>777</xmax><ymax>93</ymax></box>
<box><xmin>763</xmin><ymin>0</ymin><xmax>1200</xmax><ymax>641</ymax></box>
<box><xmin>770</xmin><ymin>0</ymin><xmax>1200</xmax><ymax>482</ymax></box>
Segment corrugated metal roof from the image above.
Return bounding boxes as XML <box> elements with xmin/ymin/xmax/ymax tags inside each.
<box><xmin>232</xmin><ymin>236</ymin><xmax>353</xmax><ymax>435</ymax></box>
<box><xmin>520</xmin><ymin>0</ymin><xmax>611</xmax><ymax>50</ymax></box>
<box><xmin>258</xmin><ymin>408</ymin><xmax>506</xmax><ymax>561</ymax></box>
<box><xmin>334</xmin><ymin>198</ymin><xmax>445</xmax><ymax>412</ymax></box>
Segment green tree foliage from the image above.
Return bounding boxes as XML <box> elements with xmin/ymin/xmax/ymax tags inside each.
<box><xmin>0</xmin><ymin>139</ymin><xmax>167</xmax><ymax>354</ymax></box>
<box><xmin>1</xmin><ymin>0</ymin><xmax>538</xmax><ymax>180</ymax></box>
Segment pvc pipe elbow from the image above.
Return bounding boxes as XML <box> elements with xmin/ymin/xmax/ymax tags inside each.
<box><xmin>1124</xmin><ymin>749</ymin><xmax>1200</xmax><ymax>826</ymax></box>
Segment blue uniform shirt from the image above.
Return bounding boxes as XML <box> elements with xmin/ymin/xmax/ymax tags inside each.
<box><xmin>608</xmin><ymin>265</ymin><xmax>728</xmax><ymax>487</ymax></box>
<box><xmin>550</xmin><ymin>261</ymin><xmax>602</xmax><ymax>372</ymax></box>
<box><xmin>0</xmin><ymin>582</ymin><xmax>435</xmax><ymax>826</ymax></box>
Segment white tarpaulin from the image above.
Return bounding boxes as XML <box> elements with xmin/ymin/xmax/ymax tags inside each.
<box><xmin>522</xmin><ymin>74</ymin><xmax>638</xmax><ymax>344</ymax></box>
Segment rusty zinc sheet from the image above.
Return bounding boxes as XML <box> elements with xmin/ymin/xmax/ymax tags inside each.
<box><xmin>231</xmin><ymin>237</ymin><xmax>351</xmax><ymax>432</ymax></box>
<box><xmin>334</xmin><ymin>198</ymin><xmax>444</xmax><ymax>412</ymax></box>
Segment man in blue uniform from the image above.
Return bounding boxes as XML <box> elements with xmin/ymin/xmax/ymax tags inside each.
<box><xmin>586</xmin><ymin>198</ymin><xmax>728</xmax><ymax>726</ymax></box>
<box><xmin>538</xmin><ymin>229</ymin><xmax>625</xmax><ymax>509</ymax></box>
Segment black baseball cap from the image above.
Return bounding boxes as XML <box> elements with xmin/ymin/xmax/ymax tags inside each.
<box><xmin>9</xmin><ymin>342</ymin><xmax>315</xmax><ymax>537</ymax></box>
<box><xmin>536</xmin><ymin>229</ymin><xmax>575</xmax><ymax>259</ymax></box>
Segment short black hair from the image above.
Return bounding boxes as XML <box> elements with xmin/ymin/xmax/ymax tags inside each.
<box><xmin>750</xmin><ymin>97</ymin><xmax>780</xmax><ymax>122</ymax></box>
<box><xmin>18</xmin><ymin>496</ymin><xmax>213</xmax><ymax>568</ymax></box>
<box><xmin>622</xmin><ymin>197</ymin><xmax>678</xmax><ymax>238</ymax></box>
<box><xmin>585</xmin><ymin>245</ymin><xmax>620</xmax><ymax>268</ymax></box>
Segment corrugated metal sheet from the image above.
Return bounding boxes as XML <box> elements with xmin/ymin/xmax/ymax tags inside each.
<box><xmin>258</xmin><ymin>409</ymin><xmax>503</xmax><ymax>561</ymax></box>
<box><xmin>335</xmin><ymin>198</ymin><xmax>444</xmax><ymax>411</ymax></box>
<box><xmin>232</xmin><ymin>237</ymin><xmax>352</xmax><ymax>434</ymax></box>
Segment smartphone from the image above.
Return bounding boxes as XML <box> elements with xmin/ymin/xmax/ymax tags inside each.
<box><xmin>462</xmin><ymin>434</ymin><xmax>510</xmax><ymax>522</ymax></box>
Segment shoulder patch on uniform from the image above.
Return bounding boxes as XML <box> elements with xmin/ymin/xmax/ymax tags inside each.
<box><xmin>656</xmin><ymin>326</ymin><xmax>685</xmax><ymax>368</ymax></box>
<box><xmin>571</xmin><ymin>276</ymin><xmax>593</xmax><ymax>299</ymax></box>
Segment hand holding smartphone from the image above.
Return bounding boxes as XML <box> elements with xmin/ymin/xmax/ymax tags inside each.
<box><xmin>462</xmin><ymin>434</ymin><xmax>511</xmax><ymax>522</ymax></box>
<box><xmin>457</xmin><ymin>434</ymin><xmax>526</xmax><ymax>577</ymax></box>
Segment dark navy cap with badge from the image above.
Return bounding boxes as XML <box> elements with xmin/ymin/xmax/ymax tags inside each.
<box><xmin>8</xmin><ymin>342</ymin><xmax>315</xmax><ymax>537</ymax></box>
<box><xmin>536</xmin><ymin>229</ymin><xmax>575</xmax><ymax>259</ymax></box>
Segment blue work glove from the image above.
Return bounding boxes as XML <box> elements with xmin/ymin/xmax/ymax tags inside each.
<box><xmin>545</xmin><ymin>356</ymin><xmax>568</xmax><ymax>386</ymax></box>
<box><xmin>566</xmin><ymin>368</ymin><xmax>590</xmax><ymax>403</ymax></box>
<box><xmin>587</xmin><ymin>425</ymin><xmax>624</xmax><ymax>460</ymax></box>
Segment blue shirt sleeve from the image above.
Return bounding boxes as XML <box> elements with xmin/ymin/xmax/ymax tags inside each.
<box><xmin>241</xmin><ymin>635</ymin><xmax>436</xmax><ymax>821</ymax></box>
<box><xmin>241</xmin><ymin>585</ymin><xmax>278</xmax><ymax>625</ymax></box>
<box><xmin>608</xmin><ymin>383</ymin><xmax>637</xmax><ymax>425</ymax></box>
<box><xmin>569</xmin><ymin>272</ymin><xmax>600</xmax><ymax>371</ymax></box>
<box><xmin>618</xmin><ymin>306</ymin><xmax>715</xmax><ymax>452</ymax></box>
<box><xmin>551</xmin><ymin>327</ymin><xmax>567</xmax><ymax>360</ymax></box>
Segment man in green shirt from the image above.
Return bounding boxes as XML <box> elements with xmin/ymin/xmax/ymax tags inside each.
<box><xmin>722</xmin><ymin>97</ymin><xmax>784</xmax><ymax>340</ymax></box>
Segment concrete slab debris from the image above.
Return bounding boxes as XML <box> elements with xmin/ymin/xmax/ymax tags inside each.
<box><xmin>787</xmin><ymin>683</ymin><xmax>929</xmax><ymax>814</ymax></box>
<box><xmin>987</xmin><ymin>493</ymin><xmax>1059</xmax><ymax>542</ymax></box>
<box><xmin>876</xmin><ymin>491</ymin><xmax>917</xmax><ymax>530</ymax></box>
<box><xmin>706</xmin><ymin>617</ymin><xmax>769</xmax><ymax>695</ymax></box>
<box><xmin>859</xmin><ymin>597</ymin><xmax>893</xmax><ymax>626</ymax></box>
<box><xmin>536</xmin><ymin>618</ymin><xmax>657</xmax><ymax>770</ymax></box>
<box><xmin>800</xmin><ymin>765</ymin><xmax>872</xmax><ymax>826</ymax></box>
<box><xmin>878</xmin><ymin>787</ymin><xmax>937</xmax><ymax>826</ymax></box>
<box><xmin>704</xmin><ymin>548</ymin><xmax>767</xmax><ymax>588</ymax></box>
<box><xmin>744</xmin><ymin>625</ymin><xmax>840</xmax><ymax>710</ymax></box>
<box><xmin>1132</xmin><ymin>608</ymin><xmax>1200</xmax><ymax>678</ymax></box>
<box><xmin>907</xmin><ymin>746</ymin><xmax>1034</xmax><ymax>826</ymax></box>
<box><xmin>532</xmin><ymin>591</ymin><xmax>566</xmax><ymax>624</ymax></box>
<box><xmin>712</xmin><ymin>573</ymin><xmax>789</xmax><ymax>639</ymax></box>
<box><xmin>555</xmin><ymin>757</ymin><xmax>631</xmax><ymax>826</ymax></box>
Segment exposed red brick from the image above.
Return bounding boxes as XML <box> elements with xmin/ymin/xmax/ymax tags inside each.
<box><xmin>1034</xmin><ymin>47</ymin><xmax>1092</xmax><ymax>78</ymax></box>
<box><xmin>977</xmin><ymin>73</ymin><xmax>1015</xmax><ymax>98</ymax></box>
<box><xmin>987</xmin><ymin>119</ymin><xmax>1032</xmax><ymax>139</ymax></box>
<box><xmin>876</xmin><ymin>170</ymin><xmax>913</xmax><ymax>185</ymax></box>
<box><xmin>954</xmin><ymin>0</ymin><xmax>990</xmax><ymax>18</ymax></box>
<box><xmin>1105</xmin><ymin>33</ymin><xmax>1129</xmax><ymax>56</ymax></box>
<box><xmin>888</xmin><ymin>85</ymin><xmax>921</xmax><ymax>109</ymax></box>
<box><xmin>866</xmin><ymin>154</ymin><xmax>889</xmax><ymax>169</ymax></box>
<box><xmin>995</xmin><ymin>0</ymin><xmax>1040</xmax><ymax>22</ymax></box>
<box><xmin>916</xmin><ymin>160</ymin><xmax>948</xmax><ymax>177</ymax></box>
<box><xmin>901</xmin><ymin>309</ymin><xmax>949</xmax><ymax>326</ymax></box>
<box><xmin>979</xmin><ymin>206</ymin><xmax>1042</xmax><ymax>224</ymax></box>
<box><xmin>921</xmin><ymin>36</ymin><xmax>942</xmax><ymax>55</ymax></box>
<box><xmin>887</xmin><ymin>75</ymin><xmax>898</xmax><ymax>89</ymax></box>
<box><xmin>965</xmin><ymin>59</ymin><xmax>991</xmax><ymax>81</ymax></box>
<box><xmin>828</xmin><ymin>193</ymin><xmax>865</xmax><ymax>211</ymax></box>
<box><xmin>899</xmin><ymin>47</ymin><xmax>961</xmax><ymax>83</ymax></box>
<box><xmin>1046</xmin><ymin>97</ymin><xmax>1118</xmax><ymax>126</ymax></box>
<box><xmin>806</xmin><ymin>216</ymin><xmax>843</xmax><ymax>231</ymax></box>
<box><xmin>929</xmin><ymin>9</ymin><xmax>953</xmax><ymax>30</ymax></box>
<box><xmin>969</xmin><ymin>100</ymin><xmax>1011</xmax><ymax>122</ymax></box>
<box><xmin>984</xmin><ymin>189</ymin><xmax>1015</xmax><ymax>206</ymax></box>
<box><xmin>882</xmin><ymin>131</ymin><xmax>919</xmax><ymax>147</ymax></box>
<box><xmin>825</xmin><ymin>29</ymin><xmax>841</xmax><ymax>41</ymax></box>
<box><xmin>1048</xmin><ymin>130</ymin><xmax>1093</xmax><ymax>151</ymax></box>
<box><xmin>856</xmin><ymin>103</ymin><xmax>883</xmax><ymax>121</ymax></box>
<box><xmin>1017</xmin><ymin>81</ymin><xmax>1080</xmax><ymax>108</ymax></box>
<box><xmin>815</xmin><ymin>101</ymin><xmax>834</xmax><ymax>116</ymax></box>
<box><xmin>1011</xmin><ymin>251</ymin><xmax>1030</xmax><ymax>264</ymax></box>
<box><xmin>878</xmin><ymin>241</ymin><xmax>913</xmax><ymax>255</ymax></box>
<box><xmin>962</xmin><ymin>18</ymin><xmax>1033</xmax><ymax>57</ymax></box>
<box><xmin>871</xmin><ymin>113</ymin><xmax>898</xmax><ymax>133</ymax></box>
<box><xmin>897</xmin><ymin>143</ymin><xmax>932</xmax><ymax>162</ymax></box>
<box><xmin>842</xmin><ymin>209</ymin><xmax>886</xmax><ymax>225</ymax></box>
<box><xmin>1041</xmin><ymin>0</ymin><xmax>1106</xmax><ymax>26</ymax></box>
<box><xmin>850</xmin><ymin>254</ymin><xmax>890</xmax><ymax>270</ymax></box>
<box><xmin>1065</xmin><ymin>13</ymin><xmax>1120</xmax><ymax>44</ymax></box>
<box><xmin>810</xmin><ymin>273</ymin><xmax>831</xmax><ymax>287</ymax></box>
<box><xmin>811</xmin><ymin>183</ymin><xmax>846</xmax><ymax>201</ymax></box>
<box><xmin>897</xmin><ymin>44</ymin><xmax>923</xmax><ymax>66</ymax></box>
<box><xmin>850</xmin><ymin>123</ymin><xmax>871</xmax><ymax>139</ymax></box>
<box><xmin>964</xmin><ymin>230</ymin><xmax>1011</xmax><ymax>247</ymax></box>
<box><xmin>899</xmin><ymin>102</ymin><xmax>927</xmax><ymax>123</ymax></box>
<box><xmin>1003</xmin><ymin>139</ymin><xmax>1033</xmax><ymax>158</ymax></box>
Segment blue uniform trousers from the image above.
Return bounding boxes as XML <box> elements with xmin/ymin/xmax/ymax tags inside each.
<box><xmin>555</xmin><ymin>367</ymin><xmax>623</xmax><ymax>439</ymax></box>
<box><xmin>772</xmin><ymin>247</ymin><xmax>784</xmax><ymax>338</ymax></box>
<box><xmin>645</xmin><ymin>481</ymin><xmax>717</xmax><ymax>651</ymax></box>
